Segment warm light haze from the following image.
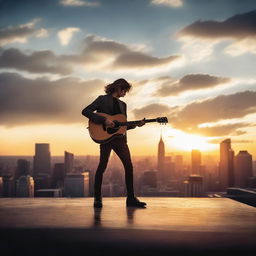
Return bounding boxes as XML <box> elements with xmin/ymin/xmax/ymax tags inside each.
<box><xmin>0</xmin><ymin>0</ymin><xmax>256</xmax><ymax>158</ymax></box>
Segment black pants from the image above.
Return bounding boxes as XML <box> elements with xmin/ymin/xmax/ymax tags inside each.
<box><xmin>94</xmin><ymin>137</ymin><xmax>134</xmax><ymax>200</ymax></box>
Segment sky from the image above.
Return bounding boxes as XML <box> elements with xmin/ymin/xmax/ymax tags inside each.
<box><xmin>0</xmin><ymin>0</ymin><xmax>256</xmax><ymax>157</ymax></box>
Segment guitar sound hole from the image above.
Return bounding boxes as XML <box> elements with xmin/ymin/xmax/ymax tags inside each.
<box><xmin>106</xmin><ymin>127</ymin><xmax>119</xmax><ymax>134</ymax></box>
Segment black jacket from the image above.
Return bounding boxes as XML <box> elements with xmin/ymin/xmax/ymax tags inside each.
<box><xmin>82</xmin><ymin>94</ymin><xmax>135</xmax><ymax>131</ymax></box>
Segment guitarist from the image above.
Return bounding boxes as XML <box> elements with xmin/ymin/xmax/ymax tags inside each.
<box><xmin>82</xmin><ymin>78</ymin><xmax>147</xmax><ymax>208</ymax></box>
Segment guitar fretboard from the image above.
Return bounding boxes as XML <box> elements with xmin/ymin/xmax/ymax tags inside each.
<box><xmin>120</xmin><ymin>119</ymin><xmax>157</xmax><ymax>126</ymax></box>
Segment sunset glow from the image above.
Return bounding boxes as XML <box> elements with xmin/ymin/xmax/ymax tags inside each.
<box><xmin>0</xmin><ymin>1</ymin><xmax>255</xmax><ymax>158</ymax></box>
<box><xmin>166</xmin><ymin>131</ymin><xmax>217</xmax><ymax>152</ymax></box>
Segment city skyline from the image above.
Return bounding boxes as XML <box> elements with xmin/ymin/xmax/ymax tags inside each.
<box><xmin>0</xmin><ymin>0</ymin><xmax>256</xmax><ymax>156</ymax></box>
<box><xmin>1</xmin><ymin>137</ymin><xmax>255</xmax><ymax>199</ymax></box>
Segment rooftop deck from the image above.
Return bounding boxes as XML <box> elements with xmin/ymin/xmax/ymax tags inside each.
<box><xmin>0</xmin><ymin>197</ymin><xmax>255</xmax><ymax>255</ymax></box>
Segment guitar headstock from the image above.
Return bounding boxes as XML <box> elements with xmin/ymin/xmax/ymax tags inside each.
<box><xmin>156</xmin><ymin>117</ymin><xmax>168</xmax><ymax>125</ymax></box>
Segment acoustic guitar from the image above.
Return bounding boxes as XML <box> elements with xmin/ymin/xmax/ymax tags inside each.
<box><xmin>88</xmin><ymin>113</ymin><xmax>168</xmax><ymax>144</ymax></box>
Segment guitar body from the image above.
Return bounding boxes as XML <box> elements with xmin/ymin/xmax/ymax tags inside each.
<box><xmin>87</xmin><ymin>113</ymin><xmax>168</xmax><ymax>144</ymax></box>
<box><xmin>88</xmin><ymin>113</ymin><xmax>127</xmax><ymax>144</ymax></box>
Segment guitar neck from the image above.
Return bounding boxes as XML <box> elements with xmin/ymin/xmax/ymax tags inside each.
<box><xmin>120</xmin><ymin>119</ymin><xmax>157</xmax><ymax>126</ymax></box>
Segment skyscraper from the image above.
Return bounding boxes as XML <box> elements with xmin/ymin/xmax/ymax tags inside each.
<box><xmin>235</xmin><ymin>151</ymin><xmax>253</xmax><ymax>188</ymax></box>
<box><xmin>16</xmin><ymin>175</ymin><xmax>34</xmax><ymax>197</ymax></box>
<box><xmin>142</xmin><ymin>171</ymin><xmax>157</xmax><ymax>188</ymax></box>
<box><xmin>15</xmin><ymin>159</ymin><xmax>30</xmax><ymax>179</ymax></box>
<box><xmin>0</xmin><ymin>177</ymin><xmax>3</xmax><ymax>197</ymax></box>
<box><xmin>191</xmin><ymin>149</ymin><xmax>201</xmax><ymax>175</ymax></box>
<box><xmin>184</xmin><ymin>175</ymin><xmax>204</xmax><ymax>197</ymax></box>
<box><xmin>33</xmin><ymin>143</ymin><xmax>51</xmax><ymax>176</ymax></box>
<box><xmin>157</xmin><ymin>134</ymin><xmax>165</xmax><ymax>172</ymax></box>
<box><xmin>64</xmin><ymin>151</ymin><xmax>74</xmax><ymax>174</ymax></box>
<box><xmin>51</xmin><ymin>163</ymin><xmax>65</xmax><ymax>188</ymax></box>
<box><xmin>219</xmin><ymin>139</ymin><xmax>234</xmax><ymax>190</ymax></box>
<box><xmin>64</xmin><ymin>172</ymin><xmax>89</xmax><ymax>197</ymax></box>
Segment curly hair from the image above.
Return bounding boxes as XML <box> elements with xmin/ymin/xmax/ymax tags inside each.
<box><xmin>104</xmin><ymin>78</ymin><xmax>132</xmax><ymax>94</ymax></box>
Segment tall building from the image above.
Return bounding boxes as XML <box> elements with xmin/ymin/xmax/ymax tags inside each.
<box><xmin>191</xmin><ymin>149</ymin><xmax>201</xmax><ymax>174</ymax></box>
<box><xmin>16</xmin><ymin>175</ymin><xmax>34</xmax><ymax>197</ymax></box>
<box><xmin>184</xmin><ymin>175</ymin><xmax>204</xmax><ymax>197</ymax></box>
<box><xmin>235</xmin><ymin>151</ymin><xmax>253</xmax><ymax>188</ymax></box>
<box><xmin>34</xmin><ymin>174</ymin><xmax>51</xmax><ymax>191</ymax></box>
<box><xmin>219</xmin><ymin>139</ymin><xmax>234</xmax><ymax>191</ymax></box>
<box><xmin>175</xmin><ymin>155</ymin><xmax>183</xmax><ymax>172</ymax></box>
<box><xmin>64</xmin><ymin>151</ymin><xmax>74</xmax><ymax>174</ymax></box>
<box><xmin>33</xmin><ymin>143</ymin><xmax>51</xmax><ymax>176</ymax></box>
<box><xmin>142</xmin><ymin>171</ymin><xmax>157</xmax><ymax>188</ymax></box>
<box><xmin>2</xmin><ymin>174</ymin><xmax>15</xmax><ymax>197</ymax></box>
<box><xmin>15</xmin><ymin>159</ymin><xmax>30</xmax><ymax>179</ymax></box>
<box><xmin>157</xmin><ymin>135</ymin><xmax>165</xmax><ymax>171</ymax></box>
<box><xmin>140</xmin><ymin>170</ymin><xmax>158</xmax><ymax>196</ymax></box>
<box><xmin>0</xmin><ymin>177</ymin><xmax>3</xmax><ymax>197</ymax></box>
<box><xmin>64</xmin><ymin>172</ymin><xmax>89</xmax><ymax>197</ymax></box>
<box><xmin>51</xmin><ymin>163</ymin><xmax>65</xmax><ymax>188</ymax></box>
<box><xmin>164</xmin><ymin>156</ymin><xmax>175</xmax><ymax>182</ymax></box>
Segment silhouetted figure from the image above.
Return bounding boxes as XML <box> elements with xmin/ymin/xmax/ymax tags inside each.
<box><xmin>82</xmin><ymin>79</ymin><xmax>147</xmax><ymax>208</ymax></box>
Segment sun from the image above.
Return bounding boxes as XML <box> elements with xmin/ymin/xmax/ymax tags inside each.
<box><xmin>165</xmin><ymin>129</ymin><xmax>217</xmax><ymax>152</ymax></box>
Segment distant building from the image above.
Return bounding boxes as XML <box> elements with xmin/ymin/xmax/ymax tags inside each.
<box><xmin>184</xmin><ymin>175</ymin><xmax>204</xmax><ymax>197</ymax></box>
<box><xmin>112</xmin><ymin>183</ymin><xmax>125</xmax><ymax>197</ymax></box>
<box><xmin>51</xmin><ymin>163</ymin><xmax>65</xmax><ymax>188</ymax></box>
<box><xmin>157</xmin><ymin>135</ymin><xmax>165</xmax><ymax>172</ymax></box>
<box><xmin>191</xmin><ymin>149</ymin><xmax>201</xmax><ymax>175</ymax></box>
<box><xmin>35</xmin><ymin>188</ymin><xmax>62</xmax><ymax>197</ymax></box>
<box><xmin>175</xmin><ymin>155</ymin><xmax>183</xmax><ymax>172</ymax></box>
<box><xmin>140</xmin><ymin>170</ymin><xmax>157</xmax><ymax>196</ymax></box>
<box><xmin>142</xmin><ymin>171</ymin><xmax>157</xmax><ymax>188</ymax></box>
<box><xmin>0</xmin><ymin>177</ymin><xmax>3</xmax><ymax>197</ymax></box>
<box><xmin>16</xmin><ymin>175</ymin><xmax>34</xmax><ymax>197</ymax></box>
<box><xmin>33</xmin><ymin>143</ymin><xmax>51</xmax><ymax>176</ymax></box>
<box><xmin>64</xmin><ymin>172</ymin><xmax>89</xmax><ymax>197</ymax></box>
<box><xmin>102</xmin><ymin>183</ymin><xmax>112</xmax><ymax>197</ymax></box>
<box><xmin>219</xmin><ymin>139</ymin><xmax>234</xmax><ymax>191</ymax></box>
<box><xmin>34</xmin><ymin>174</ymin><xmax>51</xmax><ymax>191</ymax></box>
<box><xmin>164</xmin><ymin>156</ymin><xmax>175</xmax><ymax>182</ymax></box>
<box><xmin>64</xmin><ymin>151</ymin><xmax>74</xmax><ymax>174</ymax></box>
<box><xmin>157</xmin><ymin>135</ymin><xmax>165</xmax><ymax>183</ymax></box>
<box><xmin>15</xmin><ymin>159</ymin><xmax>30</xmax><ymax>179</ymax></box>
<box><xmin>2</xmin><ymin>174</ymin><xmax>15</xmax><ymax>197</ymax></box>
<box><xmin>235</xmin><ymin>151</ymin><xmax>253</xmax><ymax>188</ymax></box>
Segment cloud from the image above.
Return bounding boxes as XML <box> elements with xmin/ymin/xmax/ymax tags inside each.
<box><xmin>191</xmin><ymin>123</ymin><xmax>250</xmax><ymax>137</ymax></box>
<box><xmin>112</xmin><ymin>52</ymin><xmax>178</xmax><ymax>69</ymax></box>
<box><xmin>133</xmin><ymin>103</ymin><xmax>176</xmax><ymax>119</ymax></box>
<box><xmin>178</xmin><ymin>10</ymin><xmax>256</xmax><ymax>56</ymax></box>
<box><xmin>77</xmin><ymin>35</ymin><xmax>180</xmax><ymax>70</ymax></box>
<box><xmin>0</xmin><ymin>72</ymin><xmax>105</xmax><ymax>126</ymax></box>
<box><xmin>179</xmin><ymin>10</ymin><xmax>256</xmax><ymax>39</ymax></box>
<box><xmin>208</xmin><ymin>138</ymin><xmax>254</xmax><ymax>144</ymax></box>
<box><xmin>0</xmin><ymin>34</ymin><xmax>180</xmax><ymax>74</ymax></box>
<box><xmin>0</xmin><ymin>48</ymin><xmax>72</xmax><ymax>75</ymax></box>
<box><xmin>224</xmin><ymin>37</ymin><xmax>256</xmax><ymax>56</ymax></box>
<box><xmin>0</xmin><ymin>19</ymin><xmax>48</xmax><ymax>46</ymax></box>
<box><xmin>151</xmin><ymin>0</ymin><xmax>183</xmax><ymax>8</ymax></box>
<box><xmin>35</xmin><ymin>28</ymin><xmax>49</xmax><ymax>38</ymax></box>
<box><xmin>155</xmin><ymin>74</ymin><xmax>230</xmax><ymax>96</ymax></box>
<box><xmin>58</xmin><ymin>27</ymin><xmax>80</xmax><ymax>46</ymax></box>
<box><xmin>132</xmin><ymin>90</ymin><xmax>256</xmax><ymax>136</ymax></box>
<box><xmin>171</xmin><ymin>91</ymin><xmax>256</xmax><ymax>130</ymax></box>
<box><xmin>59</xmin><ymin>0</ymin><xmax>100</xmax><ymax>7</ymax></box>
